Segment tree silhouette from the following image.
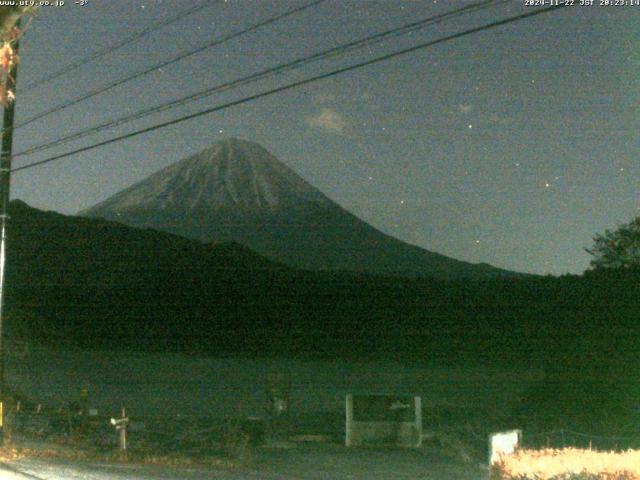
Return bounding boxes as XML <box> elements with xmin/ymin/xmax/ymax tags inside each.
<box><xmin>586</xmin><ymin>216</ymin><xmax>640</xmax><ymax>271</ymax></box>
<box><xmin>0</xmin><ymin>6</ymin><xmax>32</xmax><ymax>105</ymax></box>
<box><xmin>0</xmin><ymin>7</ymin><xmax>27</xmax><ymax>35</ymax></box>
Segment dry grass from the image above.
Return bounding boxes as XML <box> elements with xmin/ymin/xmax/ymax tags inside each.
<box><xmin>430</xmin><ymin>431</ymin><xmax>476</xmax><ymax>464</ymax></box>
<box><xmin>491</xmin><ymin>448</ymin><xmax>640</xmax><ymax>480</ymax></box>
<box><xmin>1</xmin><ymin>441</ymin><xmax>240</xmax><ymax>470</ymax></box>
<box><xmin>0</xmin><ymin>446</ymin><xmax>25</xmax><ymax>462</ymax></box>
<box><xmin>109</xmin><ymin>451</ymin><xmax>238</xmax><ymax>469</ymax></box>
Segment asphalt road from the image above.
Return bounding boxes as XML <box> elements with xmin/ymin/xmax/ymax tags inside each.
<box><xmin>1</xmin><ymin>446</ymin><xmax>486</xmax><ymax>480</ymax></box>
<box><xmin>1</xmin><ymin>458</ymin><xmax>258</xmax><ymax>480</ymax></box>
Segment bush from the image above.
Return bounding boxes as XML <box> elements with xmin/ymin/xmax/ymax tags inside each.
<box><xmin>490</xmin><ymin>448</ymin><xmax>640</xmax><ymax>480</ymax></box>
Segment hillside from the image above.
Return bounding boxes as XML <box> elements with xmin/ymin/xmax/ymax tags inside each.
<box><xmin>5</xmin><ymin>200</ymin><xmax>640</xmax><ymax>432</ymax></box>
<box><xmin>3</xmin><ymin>200</ymin><xmax>637</xmax><ymax>366</ymax></box>
<box><xmin>4</xmin><ymin>199</ymin><xmax>537</xmax><ymax>361</ymax></box>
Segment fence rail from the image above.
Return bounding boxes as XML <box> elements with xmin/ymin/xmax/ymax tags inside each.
<box><xmin>523</xmin><ymin>428</ymin><xmax>640</xmax><ymax>451</ymax></box>
<box><xmin>4</xmin><ymin>398</ymin><xmax>640</xmax><ymax>456</ymax></box>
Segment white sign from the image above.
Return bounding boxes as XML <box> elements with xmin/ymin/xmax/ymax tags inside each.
<box><xmin>489</xmin><ymin>429</ymin><xmax>521</xmax><ymax>464</ymax></box>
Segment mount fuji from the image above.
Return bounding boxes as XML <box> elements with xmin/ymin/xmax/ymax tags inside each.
<box><xmin>80</xmin><ymin>137</ymin><xmax>517</xmax><ymax>279</ymax></box>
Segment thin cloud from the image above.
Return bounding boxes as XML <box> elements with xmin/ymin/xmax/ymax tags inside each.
<box><xmin>307</xmin><ymin>107</ymin><xmax>349</xmax><ymax>134</ymax></box>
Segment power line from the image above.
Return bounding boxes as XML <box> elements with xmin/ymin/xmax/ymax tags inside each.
<box><xmin>21</xmin><ymin>0</ymin><xmax>219</xmax><ymax>93</ymax></box>
<box><xmin>12</xmin><ymin>0</ymin><xmax>326</xmax><ymax>132</ymax></box>
<box><xmin>14</xmin><ymin>0</ymin><xmax>502</xmax><ymax>157</ymax></box>
<box><xmin>12</xmin><ymin>4</ymin><xmax>569</xmax><ymax>174</ymax></box>
<box><xmin>13</xmin><ymin>0</ymin><xmax>506</xmax><ymax>159</ymax></box>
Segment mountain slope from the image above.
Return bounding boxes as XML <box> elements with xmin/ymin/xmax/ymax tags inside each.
<box><xmin>81</xmin><ymin>137</ymin><xmax>518</xmax><ymax>279</ymax></box>
<box><xmin>7</xmin><ymin>200</ymin><xmax>639</xmax><ymax>372</ymax></box>
<box><xmin>5</xmin><ymin>200</ymin><xmax>530</xmax><ymax>360</ymax></box>
<box><xmin>8</xmin><ymin>201</ymin><xmax>640</xmax><ymax>439</ymax></box>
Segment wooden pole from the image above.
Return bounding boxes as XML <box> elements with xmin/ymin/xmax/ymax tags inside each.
<box><xmin>0</xmin><ymin>18</ymin><xmax>20</xmax><ymax>444</ymax></box>
<box><xmin>118</xmin><ymin>407</ymin><xmax>127</xmax><ymax>450</ymax></box>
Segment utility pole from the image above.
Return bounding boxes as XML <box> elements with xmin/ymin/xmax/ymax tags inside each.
<box><xmin>0</xmin><ymin>17</ymin><xmax>20</xmax><ymax>444</ymax></box>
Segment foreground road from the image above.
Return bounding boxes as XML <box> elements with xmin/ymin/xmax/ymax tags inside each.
<box><xmin>1</xmin><ymin>458</ymin><xmax>269</xmax><ymax>480</ymax></box>
<box><xmin>2</xmin><ymin>445</ymin><xmax>486</xmax><ymax>479</ymax></box>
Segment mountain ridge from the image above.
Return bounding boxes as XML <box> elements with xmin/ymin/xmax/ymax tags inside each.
<box><xmin>84</xmin><ymin>138</ymin><xmax>332</xmax><ymax>213</ymax></box>
<box><xmin>81</xmin><ymin>137</ymin><xmax>523</xmax><ymax>280</ymax></box>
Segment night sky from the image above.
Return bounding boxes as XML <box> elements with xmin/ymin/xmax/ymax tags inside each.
<box><xmin>7</xmin><ymin>0</ymin><xmax>638</xmax><ymax>275</ymax></box>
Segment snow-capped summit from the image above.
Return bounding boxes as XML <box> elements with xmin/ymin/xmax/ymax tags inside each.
<box><xmin>81</xmin><ymin>138</ymin><xmax>516</xmax><ymax>279</ymax></box>
<box><xmin>84</xmin><ymin>137</ymin><xmax>331</xmax><ymax>213</ymax></box>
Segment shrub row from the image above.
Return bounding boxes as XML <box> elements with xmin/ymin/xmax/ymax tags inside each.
<box><xmin>491</xmin><ymin>448</ymin><xmax>640</xmax><ymax>480</ymax></box>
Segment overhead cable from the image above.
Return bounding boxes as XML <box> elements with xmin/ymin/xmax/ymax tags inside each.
<box><xmin>22</xmin><ymin>0</ymin><xmax>219</xmax><ymax>92</ymax></box>
<box><xmin>12</xmin><ymin>4</ymin><xmax>569</xmax><ymax>174</ymax></box>
<box><xmin>13</xmin><ymin>0</ymin><xmax>327</xmax><ymax>131</ymax></box>
<box><xmin>14</xmin><ymin>0</ymin><xmax>505</xmax><ymax>158</ymax></box>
